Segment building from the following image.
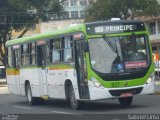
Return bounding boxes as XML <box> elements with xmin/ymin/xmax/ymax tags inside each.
<box><xmin>13</xmin><ymin>0</ymin><xmax>160</xmax><ymax>41</ymax></box>
<box><xmin>12</xmin><ymin>24</ymin><xmax>41</xmax><ymax>39</ymax></box>
<box><xmin>141</xmin><ymin>17</ymin><xmax>160</xmax><ymax>53</ymax></box>
<box><xmin>138</xmin><ymin>16</ymin><xmax>160</xmax><ymax>70</ymax></box>
<box><xmin>41</xmin><ymin>0</ymin><xmax>92</xmax><ymax>33</ymax></box>
<box><xmin>40</xmin><ymin>19</ymin><xmax>84</xmax><ymax>33</ymax></box>
<box><xmin>12</xmin><ymin>0</ymin><xmax>90</xmax><ymax>37</ymax></box>
<box><xmin>61</xmin><ymin>0</ymin><xmax>90</xmax><ymax>19</ymax></box>
<box><xmin>47</xmin><ymin>0</ymin><xmax>91</xmax><ymax>20</ymax></box>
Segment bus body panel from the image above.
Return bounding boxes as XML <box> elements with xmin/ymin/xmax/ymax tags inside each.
<box><xmin>47</xmin><ymin>68</ymin><xmax>79</xmax><ymax>99</ymax></box>
<box><xmin>7</xmin><ymin>75</ymin><xmax>18</xmax><ymax>95</ymax></box>
<box><xmin>6</xmin><ymin>68</ymin><xmax>20</xmax><ymax>95</ymax></box>
<box><xmin>7</xmin><ymin>67</ymin><xmax>80</xmax><ymax>100</ymax></box>
<box><xmin>20</xmin><ymin>68</ymin><xmax>41</xmax><ymax>97</ymax></box>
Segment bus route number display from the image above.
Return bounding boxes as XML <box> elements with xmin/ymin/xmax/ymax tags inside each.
<box><xmin>86</xmin><ymin>23</ymin><xmax>145</xmax><ymax>34</ymax></box>
<box><xmin>95</xmin><ymin>25</ymin><xmax>133</xmax><ymax>33</ymax></box>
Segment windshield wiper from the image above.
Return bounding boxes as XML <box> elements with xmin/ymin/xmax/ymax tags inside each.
<box><xmin>102</xmin><ymin>35</ymin><xmax>119</xmax><ymax>60</ymax></box>
<box><xmin>102</xmin><ymin>35</ymin><xmax>118</xmax><ymax>55</ymax></box>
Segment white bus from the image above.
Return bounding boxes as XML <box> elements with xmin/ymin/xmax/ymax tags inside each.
<box><xmin>5</xmin><ymin>20</ymin><xmax>155</xmax><ymax>109</ymax></box>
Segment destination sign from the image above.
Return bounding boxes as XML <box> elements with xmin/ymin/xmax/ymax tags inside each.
<box><xmin>86</xmin><ymin>22</ymin><xmax>146</xmax><ymax>35</ymax></box>
<box><xmin>95</xmin><ymin>25</ymin><xmax>134</xmax><ymax>33</ymax></box>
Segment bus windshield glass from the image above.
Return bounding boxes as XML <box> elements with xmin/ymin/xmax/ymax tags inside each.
<box><xmin>88</xmin><ymin>35</ymin><xmax>150</xmax><ymax>74</ymax></box>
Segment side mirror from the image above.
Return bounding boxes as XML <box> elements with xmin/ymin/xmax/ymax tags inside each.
<box><xmin>82</xmin><ymin>42</ymin><xmax>89</xmax><ymax>52</ymax></box>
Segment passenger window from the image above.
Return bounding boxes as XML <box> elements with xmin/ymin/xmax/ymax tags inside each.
<box><xmin>7</xmin><ymin>47</ymin><xmax>13</xmax><ymax>67</ymax></box>
<box><xmin>63</xmin><ymin>36</ymin><xmax>73</xmax><ymax>62</ymax></box>
<box><xmin>50</xmin><ymin>38</ymin><xmax>61</xmax><ymax>63</ymax></box>
<box><xmin>30</xmin><ymin>43</ymin><xmax>36</xmax><ymax>65</ymax></box>
<box><xmin>49</xmin><ymin>36</ymin><xmax>73</xmax><ymax>64</ymax></box>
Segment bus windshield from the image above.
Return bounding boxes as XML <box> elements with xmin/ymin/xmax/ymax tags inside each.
<box><xmin>88</xmin><ymin>35</ymin><xmax>150</xmax><ymax>74</ymax></box>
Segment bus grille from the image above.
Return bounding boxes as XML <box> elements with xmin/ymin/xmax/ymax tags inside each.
<box><xmin>109</xmin><ymin>87</ymin><xmax>143</xmax><ymax>97</ymax></box>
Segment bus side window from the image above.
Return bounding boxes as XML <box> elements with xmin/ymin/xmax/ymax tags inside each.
<box><xmin>37</xmin><ymin>46</ymin><xmax>46</xmax><ymax>66</ymax></box>
<box><xmin>63</xmin><ymin>36</ymin><xmax>73</xmax><ymax>63</ymax></box>
<box><xmin>46</xmin><ymin>42</ymin><xmax>50</xmax><ymax>64</ymax></box>
<box><xmin>21</xmin><ymin>44</ymin><xmax>30</xmax><ymax>66</ymax></box>
<box><xmin>21</xmin><ymin>45</ymin><xmax>24</xmax><ymax>65</ymax></box>
<box><xmin>30</xmin><ymin>43</ymin><xmax>36</xmax><ymax>65</ymax></box>
<box><xmin>50</xmin><ymin>38</ymin><xmax>61</xmax><ymax>63</ymax></box>
<box><xmin>7</xmin><ymin>47</ymin><xmax>13</xmax><ymax>67</ymax></box>
<box><xmin>49</xmin><ymin>39</ymin><xmax>54</xmax><ymax>63</ymax></box>
<box><xmin>49</xmin><ymin>36</ymin><xmax>73</xmax><ymax>64</ymax></box>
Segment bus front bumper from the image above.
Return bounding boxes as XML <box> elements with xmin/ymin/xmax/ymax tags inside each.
<box><xmin>88</xmin><ymin>80</ymin><xmax>155</xmax><ymax>100</ymax></box>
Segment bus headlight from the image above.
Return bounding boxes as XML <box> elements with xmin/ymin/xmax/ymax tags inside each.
<box><xmin>146</xmin><ymin>73</ymin><xmax>155</xmax><ymax>84</ymax></box>
<box><xmin>146</xmin><ymin>78</ymin><xmax>152</xmax><ymax>84</ymax></box>
<box><xmin>91</xmin><ymin>77</ymin><xmax>102</xmax><ymax>88</ymax></box>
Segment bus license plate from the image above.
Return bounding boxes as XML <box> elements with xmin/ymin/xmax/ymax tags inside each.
<box><xmin>120</xmin><ymin>92</ymin><xmax>133</xmax><ymax>97</ymax></box>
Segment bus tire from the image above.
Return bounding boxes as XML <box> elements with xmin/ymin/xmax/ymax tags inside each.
<box><xmin>26</xmin><ymin>83</ymin><xmax>37</xmax><ymax>105</ymax></box>
<box><xmin>69</xmin><ymin>85</ymin><xmax>79</xmax><ymax>110</ymax></box>
<box><xmin>118</xmin><ymin>96</ymin><xmax>133</xmax><ymax>106</ymax></box>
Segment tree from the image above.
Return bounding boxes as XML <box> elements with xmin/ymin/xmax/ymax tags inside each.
<box><xmin>0</xmin><ymin>0</ymin><xmax>63</xmax><ymax>65</ymax></box>
<box><xmin>85</xmin><ymin>0</ymin><xmax>160</xmax><ymax>22</ymax></box>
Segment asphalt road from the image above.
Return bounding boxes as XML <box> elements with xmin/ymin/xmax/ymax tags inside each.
<box><xmin>0</xmin><ymin>87</ymin><xmax>160</xmax><ymax>115</ymax></box>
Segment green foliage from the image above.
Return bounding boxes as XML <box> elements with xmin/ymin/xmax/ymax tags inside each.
<box><xmin>85</xmin><ymin>0</ymin><xmax>160</xmax><ymax>22</ymax></box>
<box><xmin>0</xmin><ymin>0</ymin><xmax>63</xmax><ymax>65</ymax></box>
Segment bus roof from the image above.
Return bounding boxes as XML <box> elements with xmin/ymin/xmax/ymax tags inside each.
<box><xmin>6</xmin><ymin>24</ymin><xmax>85</xmax><ymax>47</ymax></box>
<box><xmin>6</xmin><ymin>20</ymin><xmax>145</xmax><ymax>47</ymax></box>
<box><xmin>85</xmin><ymin>20</ymin><xmax>144</xmax><ymax>26</ymax></box>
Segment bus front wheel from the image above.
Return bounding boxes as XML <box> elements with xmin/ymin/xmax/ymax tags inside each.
<box><xmin>118</xmin><ymin>96</ymin><xmax>133</xmax><ymax>106</ymax></box>
<box><xmin>69</xmin><ymin>86</ymin><xmax>79</xmax><ymax>110</ymax></box>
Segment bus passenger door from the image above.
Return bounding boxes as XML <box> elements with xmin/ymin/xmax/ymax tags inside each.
<box><xmin>37</xmin><ymin>45</ymin><xmax>48</xmax><ymax>96</ymax></box>
<box><xmin>13</xmin><ymin>49</ymin><xmax>21</xmax><ymax>94</ymax></box>
<box><xmin>75</xmin><ymin>40</ymin><xmax>89</xmax><ymax>99</ymax></box>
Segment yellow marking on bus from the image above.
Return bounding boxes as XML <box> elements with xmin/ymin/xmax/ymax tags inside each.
<box><xmin>42</xmin><ymin>95</ymin><xmax>49</xmax><ymax>100</ymax></box>
<box><xmin>47</xmin><ymin>64</ymin><xmax>74</xmax><ymax>70</ymax></box>
<box><xmin>6</xmin><ymin>69</ymin><xmax>20</xmax><ymax>75</ymax></box>
<box><xmin>49</xmin><ymin>68</ymin><xmax>72</xmax><ymax>70</ymax></box>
